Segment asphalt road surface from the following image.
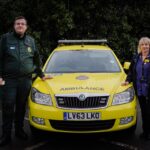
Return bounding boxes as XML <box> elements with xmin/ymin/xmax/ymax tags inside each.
<box><xmin>0</xmin><ymin>102</ymin><xmax>150</xmax><ymax>150</ymax></box>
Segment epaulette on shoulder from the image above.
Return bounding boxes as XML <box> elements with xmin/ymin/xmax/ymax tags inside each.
<box><xmin>26</xmin><ymin>35</ymin><xmax>34</xmax><ymax>41</ymax></box>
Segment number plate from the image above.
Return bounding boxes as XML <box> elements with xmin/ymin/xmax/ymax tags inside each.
<box><xmin>64</xmin><ymin>112</ymin><xmax>100</xmax><ymax>120</ymax></box>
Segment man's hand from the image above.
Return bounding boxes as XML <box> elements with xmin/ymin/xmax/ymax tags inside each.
<box><xmin>0</xmin><ymin>78</ymin><xmax>5</xmax><ymax>86</ymax></box>
<box><xmin>41</xmin><ymin>75</ymin><xmax>53</xmax><ymax>81</ymax></box>
<box><xmin>121</xmin><ymin>81</ymin><xmax>129</xmax><ymax>86</ymax></box>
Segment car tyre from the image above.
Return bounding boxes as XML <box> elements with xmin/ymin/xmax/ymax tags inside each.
<box><xmin>127</xmin><ymin>123</ymin><xmax>137</xmax><ymax>133</ymax></box>
<box><xmin>30</xmin><ymin>125</ymin><xmax>47</xmax><ymax>137</ymax></box>
<box><xmin>122</xmin><ymin>122</ymin><xmax>137</xmax><ymax>136</ymax></box>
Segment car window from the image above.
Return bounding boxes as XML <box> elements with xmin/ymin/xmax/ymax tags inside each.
<box><xmin>45</xmin><ymin>50</ymin><xmax>121</xmax><ymax>73</ymax></box>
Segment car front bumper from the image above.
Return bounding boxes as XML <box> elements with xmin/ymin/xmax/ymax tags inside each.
<box><xmin>28</xmin><ymin>98</ymin><xmax>137</xmax><ymax>133</ymax></box>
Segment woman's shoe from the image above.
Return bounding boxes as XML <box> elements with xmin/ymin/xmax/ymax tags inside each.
<box><xmin>140</xmin><ymin>132</ymin><xmax>150</xmax><ymax>140</ymax></box>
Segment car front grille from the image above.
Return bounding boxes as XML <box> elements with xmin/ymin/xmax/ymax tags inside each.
<box><xmin>56</xmin><ymin>95</ymin><xmax>109</xmax><ymax>109</ymax></box>
<box><xmin>50</xmin><ymin>119</ymin><xmax>115</xmax><ymax>131</ymax></box>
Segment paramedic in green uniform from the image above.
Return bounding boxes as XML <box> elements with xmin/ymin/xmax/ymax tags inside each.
<box><xmin>0</xmin><ymin>16</ymin><xmax>51</xmax><ymax>146</ymax></box>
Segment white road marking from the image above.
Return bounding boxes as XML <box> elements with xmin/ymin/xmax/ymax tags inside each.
<box><xmin>24</xmin><ymin>138</ymin><xmax>139</xmax><ymax>150</ymax></box>
<box><xmin>100</xmin><ymin>138</ymin><xmax>139</xmax><ymax>150</ymax></box>
<box><xmin>24</xmin><ymin>140</ymin><xmax>50</xmax><ymax>150</ymax></box>
<box><xmin>24</xmin><ymin>137</ymin><xmax>139</xmax><ymax>150</ymax></box>
<box><xmin>110</xmin><ymin>141</ymin><xmax>138</xmax><ymax>150</ymax></box>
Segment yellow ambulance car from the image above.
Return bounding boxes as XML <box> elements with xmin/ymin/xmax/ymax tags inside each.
<box><xmin>28</xmin><ymin>40</ymin><xmax>137</xmax><ymax>134</ymax></box>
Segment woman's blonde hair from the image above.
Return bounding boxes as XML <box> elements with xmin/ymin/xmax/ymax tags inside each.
<box><xmin>138</xmin><ymin>37</ymin><xmax>150</xmax><ymax>53</ymax></box>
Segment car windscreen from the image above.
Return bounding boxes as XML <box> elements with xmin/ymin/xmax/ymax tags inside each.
<box><xmin>45</xmin><ymin>50</ymin><xmax>121</xmax><ymax>73</ymax></box>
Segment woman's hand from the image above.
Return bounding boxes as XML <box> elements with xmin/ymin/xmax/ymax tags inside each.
<box><xmin>121</xmin><ymin>81</ymin><xmax>129</xmax><ymax>86</ymax></box>
<box><xmin>0</xmin><ymin>78</ymin><xmax>5</xmax><ymax>86</ymax></box>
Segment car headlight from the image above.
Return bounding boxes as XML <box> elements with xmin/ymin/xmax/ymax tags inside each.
<box><xmin>31</xmin><ymin>88</ymin><xmax>52</xmax><ymax>106</ymax></box>
<box><xmin>112</xmin><ymin>87</ymin><xmax>135</xmax><ymax>105</ymax></box>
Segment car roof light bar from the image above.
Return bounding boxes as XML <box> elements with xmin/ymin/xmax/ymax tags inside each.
<box><xmin>58</xmin><ymin>39</ymin><xmax>107</xmax><ymax>45</ymax></box>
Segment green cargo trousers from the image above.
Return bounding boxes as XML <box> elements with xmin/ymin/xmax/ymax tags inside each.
<box><xmin>1</xmin><ymin>77</ymin><xmax>32</xmax><ymax>136</ymax></box>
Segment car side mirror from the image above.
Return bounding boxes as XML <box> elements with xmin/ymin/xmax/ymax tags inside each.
<box><xmin>123</xmin><ymin>62</ymin><xmax>131</xmax><ymax>74</ymax></box>
<box><xmin>32</xmin><ymin>73</ymin><xmax>38</xmax><ymax>81</ymax></box>
<box><xmin>123</xmin><ymin>62</ymin><xmax>131</xmax><ymax>70</ymax></box>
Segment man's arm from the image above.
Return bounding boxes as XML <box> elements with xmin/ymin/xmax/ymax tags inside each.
<box><xmin>32</xmin><ymin>38</ymin><xmax>52</xmax><ymax>80</ymax></box>
<box><xmin>0</xmin><ymin>35</ymin><xmax>4</xmax><ymax>77</ymax></box>
<box><xmin>0</xmin><ymin>34</ymin><xmax>6</xmax><ymax>85</ymax></box>
<box><xmin>32</xmin><ymin>39</ymin><xmax>45</xmax><ymax>78</ymax></box>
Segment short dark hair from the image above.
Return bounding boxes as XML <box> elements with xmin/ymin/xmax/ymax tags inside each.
<box><xmin>14</xmin><ymin>16</ymin><xmax>27</xmax><ymax>24</ymax></box>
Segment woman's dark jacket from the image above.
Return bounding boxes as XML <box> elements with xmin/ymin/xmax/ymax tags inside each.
<box><xmin>126</xmin><ymin>53</ymin><xmax>150</xmax><ymax>98</ymax></box>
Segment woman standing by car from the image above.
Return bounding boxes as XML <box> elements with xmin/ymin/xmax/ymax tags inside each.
<box><xmin>122</xmin><ymin>37</ymin><xmax>150</xmax><ymax>140</ymax></box>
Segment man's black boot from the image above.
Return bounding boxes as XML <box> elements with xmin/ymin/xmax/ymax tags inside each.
<box><xmin>0</xmin><ymin>135</ymin><xmax>11</xmax><ymax>146</ymax></box>
<box><xmin>140</xmin><ymin>132</ymin><xmax>150</xmax><ymax>140</ymax></box>
<box><xmin>15</xmin><ymin>128</ymin><xmax>28</xmax><ymax>140</ymax></box>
